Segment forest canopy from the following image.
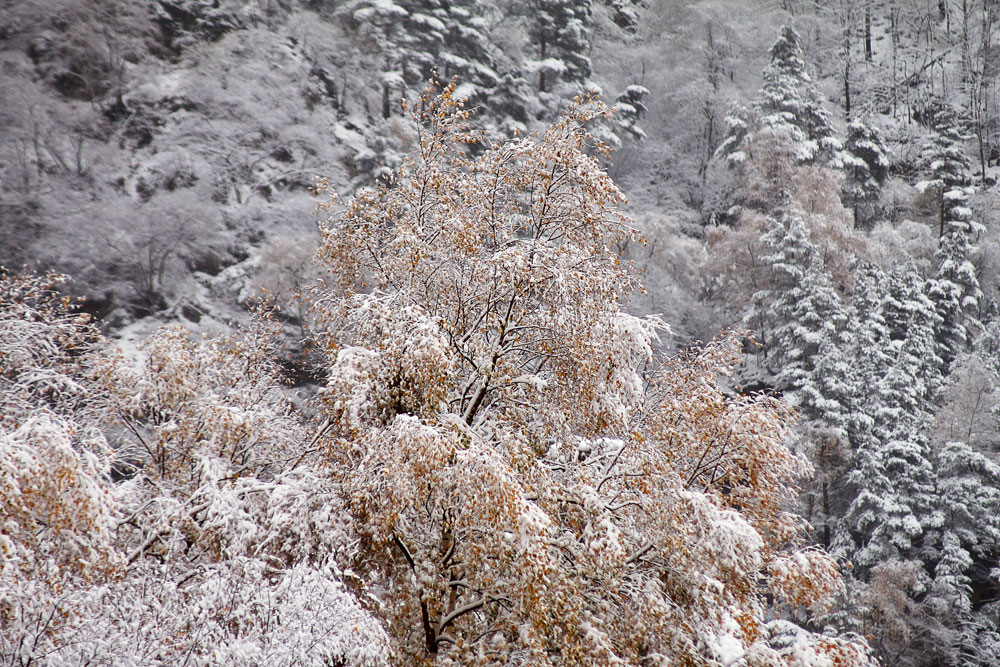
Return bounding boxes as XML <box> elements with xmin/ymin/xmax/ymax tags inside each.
<box><xmin>1</xmin><ymin>84</ymin><xmax>873</xmax><ymax>666</ymax></box>
<box><xmin>7</xmin><ymin>0</ymin><xmax>1000</xmax><ymax>664</ymax></box>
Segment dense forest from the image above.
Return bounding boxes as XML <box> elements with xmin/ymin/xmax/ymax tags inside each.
<box><xmin>5</xmin><ymin>0</ymin><xmax>1000</xmax><ymax>664</ymax></box>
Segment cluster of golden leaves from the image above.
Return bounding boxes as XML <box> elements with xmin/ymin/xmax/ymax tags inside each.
<box><xmin>314</xmin><ymin>83</ymin><xmax>874</xmax><ymax>665</ymax></box>
<box><xmin>0</xmin><ymin>272</ymin><xmax>121</xmax><ymax>645</ymax></box>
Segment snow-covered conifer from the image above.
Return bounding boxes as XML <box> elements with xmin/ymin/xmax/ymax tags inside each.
<box><xmin>918</xmin><ymin>101</ymin><xmax>983</xmax><ymax>367</ymax></box>
<box><xmin>842</xmin><ymin>117</ymin><xmax>890</xmax><ymax>229</ymax></box>
<box><xmin>759</xmin><ymin>217</ymin><xmax>848</xmax><ymax>391</ymax></box>
<box><xmin>717</xmin><ymin>24</ymin><xmax>841</xmax><ymax>169</ymax></box>
<box><xmin>527</xmin><ymin>0</ymin><xmax>593</xmax><ymax>94</ymax></box>
<box><xmin>613</xmin><ymin>83</ymin><xmax>649</xmax><ymax>140</ymax></box>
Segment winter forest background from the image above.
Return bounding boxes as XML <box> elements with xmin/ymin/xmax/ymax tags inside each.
<box><xmin>5</xmin><ymin>0</ymin><xmax>1000</xmax><ymax>664</ymax></box>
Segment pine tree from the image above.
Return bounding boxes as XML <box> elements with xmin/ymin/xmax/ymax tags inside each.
<box><xmin>613</xmin><ymin>84</ymin><xmax>649</xmax><ymax>141</ymax></box>
<box><xmin>829</xmin><ymin>264</ymin><xmax>941</xmax><ymax>561</ymax></box>
<box><xmin>925</xmin><ymin>439</ymin><xmax>1000</xmax><ymax>664</ymax></box>
<box><xmin>345</xmin><ymin>0</ymin><xmax>530</xmax><ymax>131</ymax></box>
<box><xmin>780</xmin><ymin>262</ymin><xmax>854</xmax><ymax>549</ymax></box>
<box><xmin>527</xmin><ymin>0</ymin><xmax>593</xmax><ymax>94</ymax></box>
<box><xmin>841</xmin><ymin>118</ymin><xmax>889</xmax><ymax>230</ymax></box>
<box><xmin>879</xmin><ymin>265</ymin><xmax>944</xmax><ymax>404</ymax></box>
<box><xmin>918</xmin><ymin>103</ymin><xmax>975</xmax><ymax>238</ymax></box>
<box><xmin>923</xmin><ymin>331</ymin><xmax>1000</xmax><ymax>665</ymax></box>
<box><xmin>756</xmin><ymin>216</ymin><xmax>848</xmax><ymax>391</ymax></box>
<box><xmin>717</xmin><ymin>24</ymin><xmax>841</xmax><ymax>168</ymax></box>
<box><xmin>919</xmin><ymin>105</ymin><xmax>983</xmax><ymax>367</ymax></box>
<box><xmin>825</xmin><ymin>264</ymin><xmax>959</xmax><ymax>666</ymax></box>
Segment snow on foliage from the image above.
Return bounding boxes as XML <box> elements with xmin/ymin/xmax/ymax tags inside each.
<box><xmin>717</xmin><ymin>25</ymin><xmax>841</xmax><ymax>171</ymax></box>
<box><xmin>311</xmin><ymin>81</ymin><xmax>872</xmax><ymax>664</ymax></box>
<box><xmin>0</xmin><ymin>272</ymin><xmax>387</xmax><ymax>665</ymax></box>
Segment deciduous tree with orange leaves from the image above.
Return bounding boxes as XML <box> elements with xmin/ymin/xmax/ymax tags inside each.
<box><xmin>312</xmin><ymin>81</ymin><xmax>875</xmax><ymax>665</ymax></box>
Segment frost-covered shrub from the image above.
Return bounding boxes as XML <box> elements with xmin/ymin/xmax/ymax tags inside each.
<box><xmin>0</xmin><ymin>274</ymin><xmax>388</xmax><ymax>665</ymax></box>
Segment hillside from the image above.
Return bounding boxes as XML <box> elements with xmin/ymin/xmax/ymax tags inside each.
<box><xmin>4</xmin><ymin>0</ymin><xmax>1000</xmax><ymax>664</ymax></box>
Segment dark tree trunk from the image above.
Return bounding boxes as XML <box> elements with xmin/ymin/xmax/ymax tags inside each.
<box><xmin>845</xmin><ymin>55</ymin><xmax>852</xmax><ymax>116</ymax></box>
<box><xmin>822</xmin><ymin>480</ymin><xmax>831</xmax><ymax>548</ymax></box>
<box><xmin>865</xmin><ymin>1</ymin><xmax>873</xmax><ymax>60</ymax></box>
<box><xmin>539</xmin><ymin>35</ymin><xmax>547</xmax><ymax>92</ymax></box>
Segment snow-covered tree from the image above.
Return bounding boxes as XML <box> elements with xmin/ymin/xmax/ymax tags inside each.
<box><xmin>753</xmin><ymin>217</ymin><xmax>848</xmax><ymax>390</ymax></box>
<box><xmin>925</xmin><ymin>202</ymin><xmax>982</xmax><ymax>370</ymax></box>
<box><xmin>600</xmin><ymin>0</ymin><xmax>643</xmax><ymax>32</ymax></box>
<box><xmin>841</xmin><ymin>117</ymin><xmax>890</xmax><ymax>229</ymax></box>
<box><xmin>817</xmin><ymin>262</ymin><xmax>998</xmax><ymax>666</ymax></box>
<box><xmin>717</xmin><ymin>24</ymin><xmax>841</xmax><ymax>169</ymax></box>
<box><xmin>0</xmin><ymin>272</ymin><xmax>389</xmax><ymax>665</ymax></box>
<box><xmin>613</xmin><ymin>83</ymin><xmax>649</xmax><ymax>141</ymax></box>
<box><xmin>0</xmin><ymin>272</ymin><xmax>120</xmax><ymax>661</ymax></box>
<box><xmin>918</xmin><ymin>102</ymin><xmax>983</xmax><ymax>368</ymax></box>
<box><xmin>342</xmin><ymin>0</ymin><xmax>531</xmax><ymax>135</ymax></box>
<box><xmin>919</xmin><ymin>103</ymin><xmax>975</xmax><ymax>236</ymax></box>
<box><xmin>923</xmin><ymin>439</ymin><xmax>1000</xmax><ymax>665</ymax></box>
<box><xmin>743</xmin><ymin>218</ymin><xmax>857</xmax><ymax>550</ymax></box>
<box><xmin>708</xmin><ymin>23</ymin><xmax>848</xmax><ymax>228</ymax></box>
<box><xmin>311</xmin><ymin>82</ymin><xmax>873</xmax><ymax>664</ymax></box>
<box><xmin>526</xmin><ymin>0</ymin><xmax>593</xmax><ymax>94</ymax></box>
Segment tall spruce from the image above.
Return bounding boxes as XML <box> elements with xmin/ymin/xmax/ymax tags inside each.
<box><xmin>841</xmin><ymin>118</ymin><xmax>890</xmax><ymax>230</ymax></box>
<box><xmin>757</xmin><ymin>216</ymin><xmax>848</xmax><ymax>391</ymax></box>
<box><xmin>919</xmin><ymin>104</ymin><xmax>983</xmax><ymax>367</ymax></box>
<box><xmin>527</xmin><ymin>0</ymin><xmax>593</xmax><ymax>94</ymax></box>
<box><xmin>717</xmin><ymin>24</ymin><xmax>842</xmax><ymax>168</ymax></box>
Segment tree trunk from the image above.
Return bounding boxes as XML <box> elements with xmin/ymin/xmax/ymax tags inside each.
<box><xmin>865</xmin><ymin>0</ymin><xmax>873</xmax><ymax>60</ymax></box>
<box><xmin>892</xmin><ymin>6</ymin><xmax>899</xmax><ymax>117</ymax></box>
<box><xmin>940</xmin><ymin>191</ymin><xmax>946</xmax><ymax>241</ymax></box>
<box><xmin>822</xmin><ymin>480</ymin><xmax>831</xmax><ymax>548</ymax></box>
<box><xmin>539</xmin><ymin>35</ymin><xmax>547</xmax><ymax>92</ymax></box>
<box><xmin>979</xmin><ymin>115</ymin><xmax>988</xmax><ymax>179</ymax></box>
<box><xmin>844</xmin><ymin>50</ymin><xmax>852</xmax><ymax>116</ymax></box>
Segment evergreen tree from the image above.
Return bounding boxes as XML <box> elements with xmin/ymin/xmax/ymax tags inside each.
<box><xmin>928</xmin><ymin>231</ymin><xmax>982</xmax><ymax>369</ymax></box>
<box><xmin>925</xmin><ymin>439</ymin><xmax>1000</xmax><ymax>663</ymax></box>
<box><xmin>919</xmin><ymin>102</ymin><xmax>974</xmax><ymax>240</ymax></box>
<box><xmin>919</xmin><ymin>102</ymin><xmax>983</xmax><ymax>367</ymax></box>
<box><xmin>778</xmin><ymin>254</ymin><xmax>854</xmax><ymax>549</ymax></box>
<box><xmin>613</xmin><ymin>84</ymin><xmax>649</xmax><ymax>141</ymax></box>
<box><xmin>758</xmin><ymin>217</ymin><xmax>848</xmax><ymax>391</ymax></box>
<box><xmin>879</xmin><ymin>265</ymin><xmax>945</xmax><ymax>403</ymax></box>
<box><xmin>841</xmin><ymin>118</ymin><xmax>889</xmax><ymax>230</ymax></box>
<box><xmin>811</xmin><ymin>261</ymin><xmax>1000</xmax><ymax>666</ymax></box>
<box><xmin>527</xmin><ymin>0</ymin><xmax>593</xmax><ymax>94</ymax></box>
<box><xmin>600</xmin><ymin>0</ymin><xmax>643</xmax><ymax>32</ymax></box>
<box><xmin>824</xmin><ymin>264</ymin><xmax>969</xmax><ymax>666</ymax></box>
<box><xmin>717</xmin><ymin>24</ymin><xmax>841</xmax><ymax>168</ymax></box>
<box><xmin>345</xmin><ymin>0</ymin><xmax>530</xmax><ymax>131</ymax></box>
<box><xmin>834</xmin><ymin>404</ymin><xmax>935</xmax><ymax>574</ymax></box>
<box><xmin>710</xmin><ymin>24</ymin><xmax>844</xmax><ymax>226</ymax></box>
<box><xmin>845</xmin><ymin>264</ymin><xmax>892</xmax><ymax>443</ymax></box>
<box><xmin>714</xmin><ymin>102</ymin><xmax>753</xmax><ymax>166</ymax></box>
<box><xmin>923</xmin><ymin>332</ymin><xmax>1000</xmax><ymax>665</ymax></box>
<box><xmin>830</xmin><ymin>264</ymin><xmax>941</xmax><ymax>564</ymax></box>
